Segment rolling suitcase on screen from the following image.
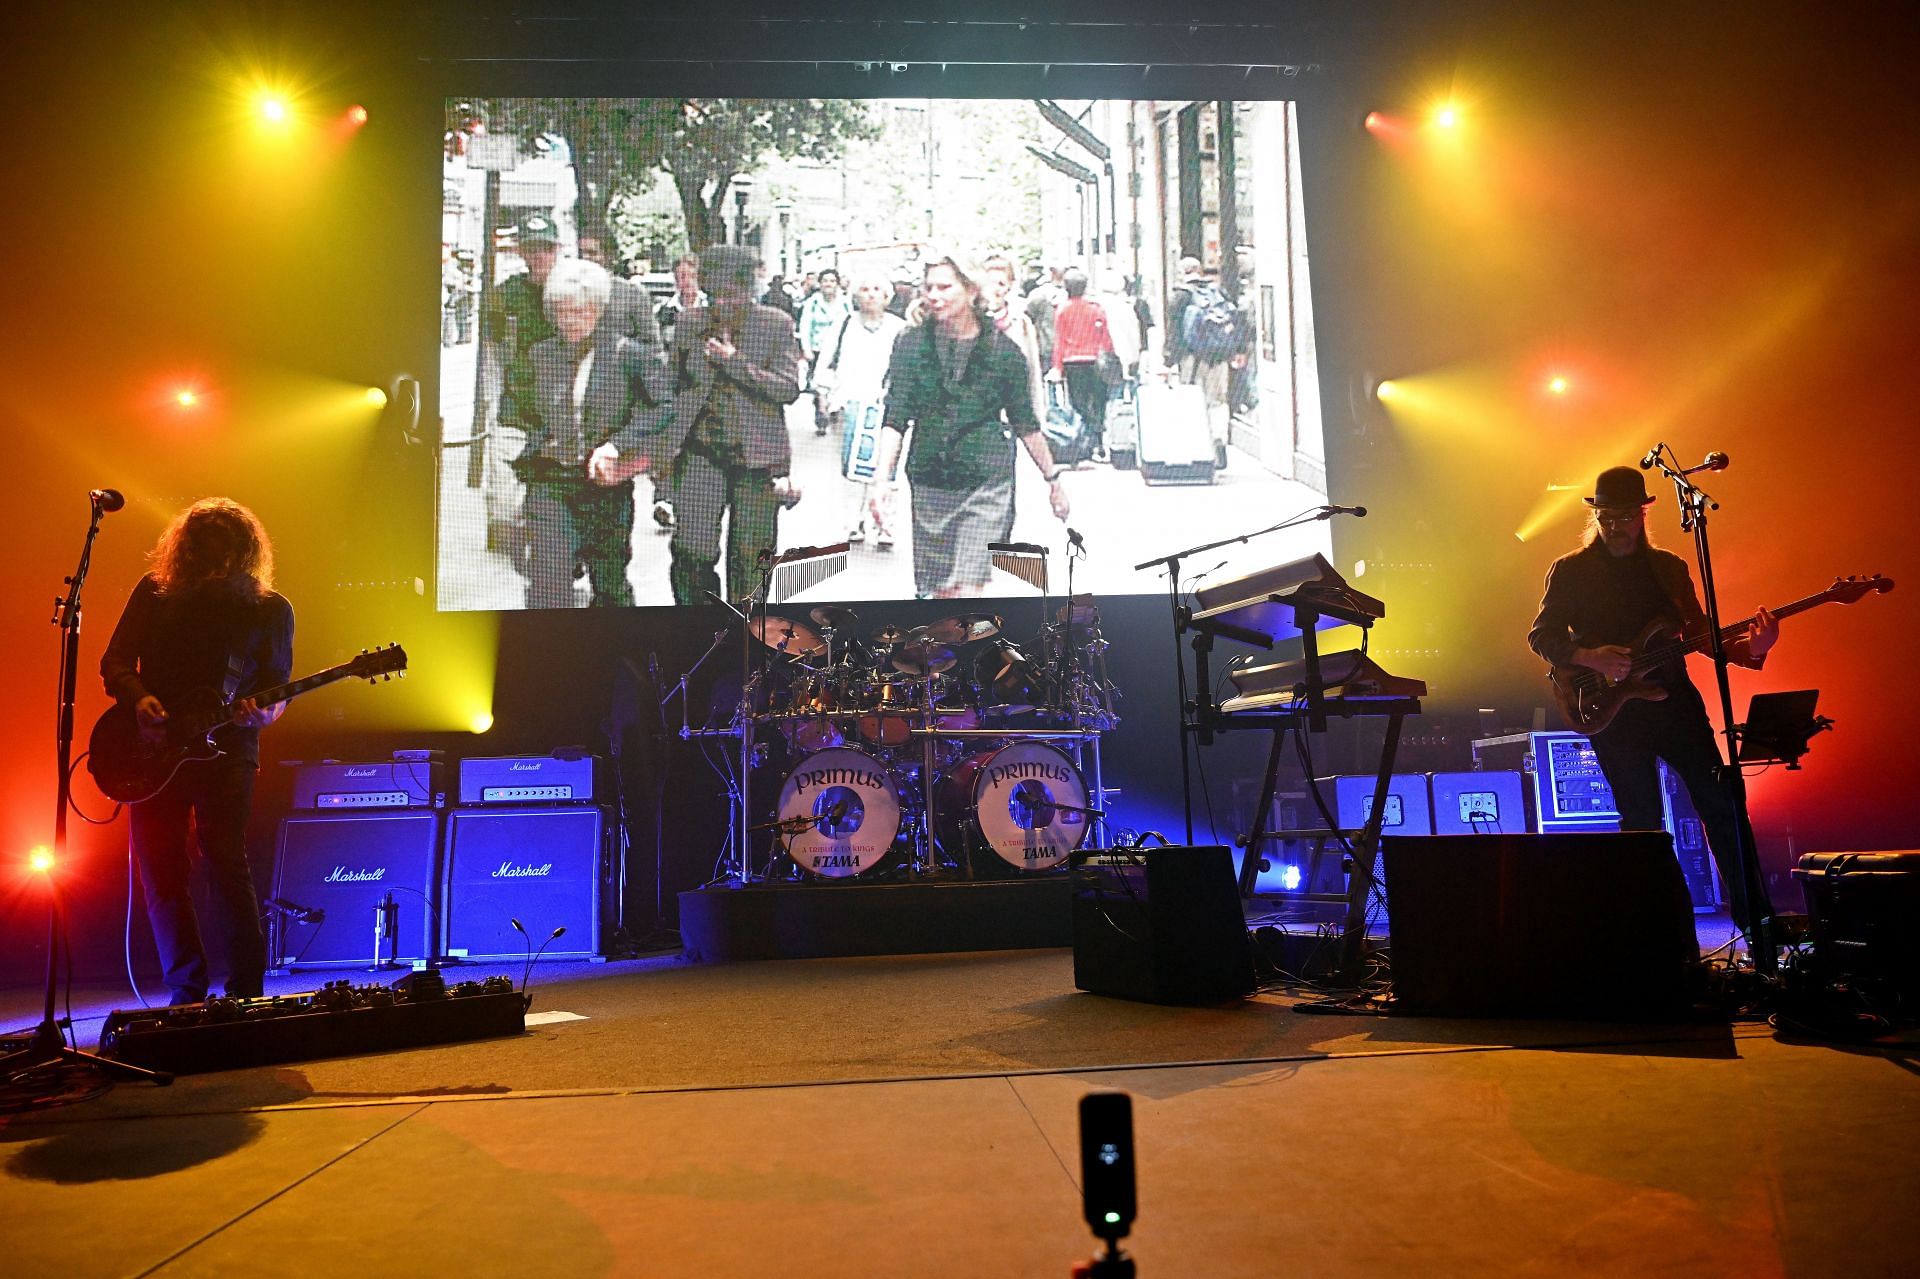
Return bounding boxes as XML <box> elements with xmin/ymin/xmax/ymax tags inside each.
<box><xmin>1135</xmin><ymin>379</ymin><xmax>1215</xmax><ymax>485</ymax></box>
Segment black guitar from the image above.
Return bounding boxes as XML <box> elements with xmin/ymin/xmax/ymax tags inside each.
<box><xmin>87</xmin><ymin>644</ymin><xmax>407</xmax><ymax>802</ymax></box>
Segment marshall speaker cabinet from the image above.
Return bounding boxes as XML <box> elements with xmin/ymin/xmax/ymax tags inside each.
<box><xmin>271</xmin><ymin>810</ymin><xmax>442</xmax><ymax>969</ymax></box>
<box><xmin>441</xmin><ymin>805</ymin><xmax>612</xmax><ymax>962</ymax></box>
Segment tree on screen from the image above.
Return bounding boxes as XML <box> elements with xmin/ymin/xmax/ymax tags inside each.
<box><xmin>449</xmin><ymin>98</ymin><xmax>878</xmax><ymax>252</ymax></box>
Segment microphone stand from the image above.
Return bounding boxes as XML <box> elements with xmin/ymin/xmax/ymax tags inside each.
<box><xmin>1133</xmin><ymin>506</ymin><xmax>1339</xmax><ymax>845</ymax></box>
<box><xmin>2</xmin><ymin>498</ymin><xmax>172</xmax><ymax>1088</ymax></box>
<box><xmin>1644</xmin><ymin>447</ymin><xmax>1777</xmax><ymax>975</ymax></box>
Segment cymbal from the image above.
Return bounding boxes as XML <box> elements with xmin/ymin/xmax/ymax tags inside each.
<box><xmin>749</xmin><ymin>614</ymin><xmax>826</xmax><ymax>658</ymax></box>
<box><xmin>1056</xmin><ymin>594</ymin><xmax>1101</xmax><ymax>625</ymax></box>
<box><xmin>809</xmin><ymin>604</ymin><xmax>860</xmax><ymax>633</ymax></box>
<box><xmin>891</xmin><ymin>632</ymin><xmax>957</xmax><ymax>675</ymax></box>
<box><xmin>921</xmin><ymin>612</ymin><xmax>1002</xmax><ymax>645</ymax></box>
<box><xmin>870</xmin><ymin>622</ymin><xmax>911</xmax><ymax>645</ymax></box>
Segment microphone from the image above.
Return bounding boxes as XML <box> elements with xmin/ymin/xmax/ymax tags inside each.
<box><xmin>89</xmin><ymin>488</ymin><xmax>125</xmax><ymax>512</ymax></box>
<box><xmin>1320</xmin><ymin>504</ymin><xmax>1368</xmax><ymax>518</ymax></box>
<box><xmin>1692</xmin><ymin>451</ymin><xmax>1730</xmax><ymax>473</ymax></box>
<box><xmin>1066</xmin><ymin>527</ymin><xmax>1087</xmax><ymax>550</ymax></box>
<box><xmin>1639</xmin><ymin>445</ymin><xmax>1664</xmax><ymax>470</ymax></box>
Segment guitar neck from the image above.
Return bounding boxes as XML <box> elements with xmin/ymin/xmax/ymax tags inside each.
<box><xmin>229</xmin><ymin>665</ymin><xmax>355</xmax><ymax>713</ymax></box>
<box><xmin>1700</xmin><ymin>590</ymin><xmax>1830</xmax><ymax>652</ymax></box>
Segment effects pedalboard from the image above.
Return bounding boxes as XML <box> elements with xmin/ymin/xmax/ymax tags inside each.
<box><xmin>98</xmin><ymin>971</ymin><xmax>528</xmax><ymax>1075</ymax></box>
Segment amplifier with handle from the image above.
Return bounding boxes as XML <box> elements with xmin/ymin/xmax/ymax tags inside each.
<box><xmin>291</xmin><ymin>759</ymin><xmax>442</xmax><ymax>810</ymax></box>
<box><xmin>272</xmin><ymin>810</ymin><xmax>441</xmax><ymax>969</ymax></box>
<box><xmin>442</xmin><ymin>805</ymin><xmax>612</xmax><ymax>962</ymax></box>
<box><xmin>457</xmin><ymin>753</ymin><xmax>598</xmax><ymax>806</ymax></box>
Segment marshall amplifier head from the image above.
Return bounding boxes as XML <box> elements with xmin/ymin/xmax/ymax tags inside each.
<box><xmin>272</xmin><ymin>810</ymin><xmax>442</xmax><ymax>968</ymax></box>
<box><xmin>457</xmin><ymin>754</ymin><xmax>599</xmax><ymax>806</ymax></box>
<box><xmin>291</xmin><ymin>759</ymin><xmax>442</xmax><ymax>810</ymax></box>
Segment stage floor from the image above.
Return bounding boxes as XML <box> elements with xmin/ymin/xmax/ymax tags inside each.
<box><xmin>1</xmin><ymin>929</ymin><xmax>1914</xmax><ymax>1276</ymax></box>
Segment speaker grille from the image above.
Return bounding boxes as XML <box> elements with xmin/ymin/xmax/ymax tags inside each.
<box><xmin>272</xmin><ymin>811</ymin><xmax>441</xmax><ymax>968</ymax></box>
<box><xmin>443</xmin><ymin>806</ymin><xmax>608</xmax><ymax>961</ymax></box>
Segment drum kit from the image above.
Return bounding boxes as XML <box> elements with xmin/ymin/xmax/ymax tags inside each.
<box><xmin>689</xmin><ymin>600</ymin><xmax>1121</xmax><ymax>883</ymax></box>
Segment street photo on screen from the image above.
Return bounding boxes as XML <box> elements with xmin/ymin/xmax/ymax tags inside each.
<box><xmin>438</xmin><ymin>97</ymin><xmax>1333</xmax><ymax>611</ymax></box>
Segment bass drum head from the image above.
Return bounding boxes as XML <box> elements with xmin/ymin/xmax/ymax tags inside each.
<box><xmin>945</xmin><ymin>741</ymin><xmax>1089</xmax><ymax>873</ymax></box>
<box><xmin>777</xmin><ymin>747</ymin><xmax>902</xmax><ymax>879</ymax></box>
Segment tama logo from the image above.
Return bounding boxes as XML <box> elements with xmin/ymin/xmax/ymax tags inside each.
<box><xmin>325</xmin><ymin>866</ymin><xmax>386</xmax><ymax>882</ymax></box>
<box><xmin>492</xmin><ymin>861</ymin><xmax>554</xmax><ymax>878</ymax></box>
<box><xmin>509</xmin><ymin>762</ymin><xmax>543</xmax><ymax>772</ymax></box>
<box><xmin>345</xmin><ymin>767</ymin><xmax>379</xmax><ymax>778</ymax></box>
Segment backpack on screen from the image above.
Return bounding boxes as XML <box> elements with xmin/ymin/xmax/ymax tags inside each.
<box><xmin>1180</xmin><ymin>283</ymin><xmax>1240</xmax><ymax>363</ymax></box>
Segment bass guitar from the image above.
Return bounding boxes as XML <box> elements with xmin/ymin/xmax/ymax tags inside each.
<box><xmin>87</xmin><ymin>644</ymin><xmax>407</xmax><ymax>803</ymax></box>
<box><xmin>1548</xmin><ymin>575</ymin><xmax>1892</xmax><ymax>734</ymax></box>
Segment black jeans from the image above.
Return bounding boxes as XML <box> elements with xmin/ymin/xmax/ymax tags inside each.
<box><xmin>1063</xmin><ymin>360</ymin><xmax>1108</xmax><ymax>448</ymax></box>
<box><xmin>669</xmin><ymin>452</ymin><xmax>780</xmax><ymax>605</ymax></box>
<box><xmin>1588</xmin><ymin>685</ymin><xmax>1773</xmax><ymax>931</ymax></box>
<box><xmin>129</xmin><ymin>755</ymin><xmax>265</xmax><ymax>1002</ymax></box>
<box><xmin>524</xmin><ymin>476</ymin><xmax>637</xmax><ymax>608</ymax></box>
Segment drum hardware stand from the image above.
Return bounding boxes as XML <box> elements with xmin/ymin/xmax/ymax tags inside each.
<box><xmin>4</xmin><ymin>494</ymin><xmax>172</xmax><ymax>1090</ymax></box>
<box><xmin>1643</xmin><ymin>444</ymin><xmax>1778</xmax><ymax>974</ymax></box>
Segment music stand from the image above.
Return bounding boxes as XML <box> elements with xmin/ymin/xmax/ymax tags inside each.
<box><xmin>1737</xmin><ymin>690</ymin><xmax>1830</xmax><ymax>769</ymax></box>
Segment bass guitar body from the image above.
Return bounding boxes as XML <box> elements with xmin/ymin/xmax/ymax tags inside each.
<box><xmin>1548</xmin><ymin>617</ymin><xmax>1683</xmax><ymax>736</ymax></box>
<box><xmin>87</xmin><ymin>688</ymin><xmax>233</xmax><ymax>803</ymax></box>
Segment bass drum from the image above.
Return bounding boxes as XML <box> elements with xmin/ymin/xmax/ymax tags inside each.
<box><xmin>776</xmin><ymin>747</ymin><xmax>903</xmax><ymax>879</ymax></box>
<box><xmin>937</xmin><ymin>740</ymin><xmax>1089</xmax><ymax>874</ymax></box>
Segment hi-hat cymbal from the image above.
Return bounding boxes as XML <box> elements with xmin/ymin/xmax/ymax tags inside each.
<box><xmin>749</xmin><ymin>614</ymin><xmax>826</xmax><ymax>657</ymax></box>
<box><xmin>891</xmin><ymin>632</ymin><xmax>957</xmax><ymax>675</ymax></box>
<box><xmin>870</xmin><ymin>622</ymin><xmax>911</xmax><ymax>645</ymax></box>
<box><xmin>810</xmin><ymin>604</ymin><xmax>860</xmax><ymax>633</ymax></box>
<box><xmin>1056</xmin><ymin>594</ymin><xmax>1100</xmax><ymax>625</ymax></box>
<box><xmin>921</xmin><ymin>612</ymin><xmax>1002</xmax><ymax>645</ymax></box>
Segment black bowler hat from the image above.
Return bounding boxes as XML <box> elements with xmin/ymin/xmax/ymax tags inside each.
<box><xmin>1584</xmin><ymin>466</ymin><xmax>1656</xmax><ymax>508</ymax></box>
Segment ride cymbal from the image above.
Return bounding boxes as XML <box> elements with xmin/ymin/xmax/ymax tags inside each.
<box><xmin>809</xmin><ymin>604</ymin><xmax>860</xmax><ymax>633</ymax></box>
<box><xmin>749</xmin><ymin>614</ymin><xmax>827</xmax><ymax>657</ymax></box>
<box><xmin>921</xmin><ymin>612</ymin><xmax>1002</xmax><ymax>645</ymax></box>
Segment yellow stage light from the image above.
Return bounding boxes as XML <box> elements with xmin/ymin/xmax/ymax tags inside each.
<box><xmin>365</xmin><ymin>386</ymin><xmax>389</xmax><ymax>408</ymax></box>
<box><xmin>1375</xmin><ymin>380</ymin><xmax>1400</xmax><ymax>403</ymax></box>
<box><xmin>175</xmin><ymin>388</ymin><xmax>199</xmax><ymax>408</ymax></box>
<box><xmin>28</xmin><ymin>845</ymin><xmax>54</xmax><ymax>874</ymax></box>
<box><xmin>259</xmin><ymin>95</ymin><xmax>289</xmax><ymax>124</ymax></box>
<box><xmin>1434</xmin><ymin>105</ymin><xmax>1460</xmax><ymax>130</ymax></box>
<box><xmin>1547</xmin><ymin>375</ymin><xmax>1570</xmax><ymax>396</ymax></box>
<box><xmin>347</xmin><ymin>104</ymin><xmax>369</xmax><ymax>127</ymax></box>
<box><xmin>469</xmin><ymin>711</ymin><xmax>494</xmax><ymax>734</ymax></box>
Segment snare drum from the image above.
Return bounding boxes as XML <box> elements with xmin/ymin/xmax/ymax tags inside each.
<box><xmin>936</xmin><ymin>740</ymin><xmax>1089</xmax><ymax>873</ymax></box>
<box><xmin>776</xmin><ymin>747</ymin><xmax>903</xmax><ymax>879</ymax></box>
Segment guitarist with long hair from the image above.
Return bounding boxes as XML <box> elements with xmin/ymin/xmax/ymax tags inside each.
<box><xmin>100</xmin><ymin>498</ymin><xmax>292</xmax><ymax>1005</ymax></box>
<box><xmin>1527</xmin><ymin>467</ymin><xmax>1778</xmax><ymax>932</ymax></box>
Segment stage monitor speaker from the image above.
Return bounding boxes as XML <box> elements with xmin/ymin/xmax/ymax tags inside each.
<box><xmin>1381</xmin><ymin>832</ymin><xmax>1699</xmax><ymax>1019</ymax></box>
<box><xmin>1793</xmin><ymin>851</ymin><xmax>1920</xmax><ymax>1009</ymax></box>
<box><xmin>272</xmin><ymin>811</ymin><xmax>442</xmax><ymax>969</ymax></box>
<box><xmin>1333</xmin><ymin>774</ymin><xmax>1434</xmax><ymax>836</ymax></box>
<box><xmin>443</xmin><ymin>805</ymin><xmax>611</xmax><ymax>962</ymax></box>
<box><xmin>1072</xmin><ymin>846</ymin><xmax>1255</xmax><ymax>1005</ymax></box>
<box><xmin>1429</xmin><ymin>771</ymin><xmax>1527</xmax><ymax>837</ymax></box>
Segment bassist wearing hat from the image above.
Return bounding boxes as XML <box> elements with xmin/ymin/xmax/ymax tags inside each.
<box><xmin>1526</xmin><ymin>466</ymin><xmax>1778</xmax><ymax>931</ymax></box>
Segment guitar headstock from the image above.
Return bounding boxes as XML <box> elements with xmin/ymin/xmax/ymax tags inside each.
<box><xmin>1825</xmin><ymin>574</ymin><xmax>1895</xmax><ymax>604</ymax></box>
<box><xmin>349</xmin><ymin>643</ymin><xmax>409</xmax><ymax>682</ymax></box>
